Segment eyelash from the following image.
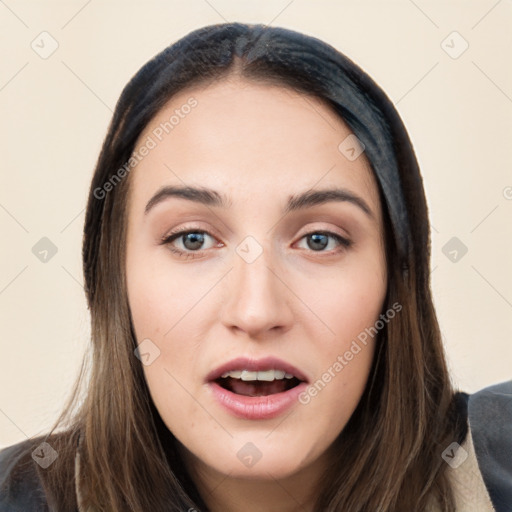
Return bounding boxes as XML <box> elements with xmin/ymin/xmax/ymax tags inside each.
<box><xmin>160</xmin><ymin>226</ymin><xmax>352</xmax><ymax>260</ymax></box>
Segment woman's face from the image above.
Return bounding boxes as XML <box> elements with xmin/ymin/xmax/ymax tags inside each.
<box><xmin>125</xmin><ymin>78</ymin><xmax>387</xmax><ymax>483</ymax></box>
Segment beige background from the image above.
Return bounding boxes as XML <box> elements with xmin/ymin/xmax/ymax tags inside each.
<box><xmin>1</xmin><ymin>0</ymin><xmax>511</xmax><ymax>448</ymax></box>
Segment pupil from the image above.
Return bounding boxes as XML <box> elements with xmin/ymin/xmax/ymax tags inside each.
<box><xmin>308</xmin><ymin>233</ymin><xmax>328</xmax><ymax>251</ymax></box>
<box><xmin>183</xmin><ymin>232</ymin><xmax>204</xmax><ymax>250</ymax></box>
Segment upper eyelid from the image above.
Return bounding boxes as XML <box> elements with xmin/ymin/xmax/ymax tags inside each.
<box><xmin>164</xmin><ymin>220</ymin><xmax>350</xmax><ymax>239</ymax></box>
<box><xmin>164</xmin><ymin>226</ymin><xmax>347</xmax><ymax>239</ymax></box>
<box><xmin>163</xmin><ymin>226</ymin><xmax>220</xmax><ymax>242</ymax></box>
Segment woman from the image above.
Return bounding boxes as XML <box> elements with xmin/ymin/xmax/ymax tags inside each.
<box><xmin>1</xmin><ymin>22</ymin><xmax>510</xmax><ymax>512</ymax></box>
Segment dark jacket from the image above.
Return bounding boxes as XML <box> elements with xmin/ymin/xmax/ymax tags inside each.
<box><xmin>1</xmin><ymin>380</ymin><xmax>511</xmax><ymax>511</ymax></box>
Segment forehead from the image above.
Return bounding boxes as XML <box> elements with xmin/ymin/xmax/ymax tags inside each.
<box><xmin>129</xmin><ymin>78</ymin><xmax>380</xmax><ymax>212</ymax></box>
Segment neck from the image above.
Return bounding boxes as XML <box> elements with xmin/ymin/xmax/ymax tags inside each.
<box><xmin>182</xmin><ymin>449</ymin><xmax>327</xmax><ymax>512</ymax></box>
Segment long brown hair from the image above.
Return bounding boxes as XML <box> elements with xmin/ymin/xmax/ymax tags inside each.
<box><xmin>25</xmin><ymin>23</ymin><xmax>466</xmax><ymax>511</ymax></box>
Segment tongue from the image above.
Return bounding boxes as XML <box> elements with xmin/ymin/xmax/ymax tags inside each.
<box><xmin>226</xmin><ymin>378</ymin><xmax>289</xmax><ymax>397</ymax></box>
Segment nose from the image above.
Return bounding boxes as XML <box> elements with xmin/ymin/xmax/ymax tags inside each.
<box><xmin>219</xmin><ymin>244</ymin><xmax>294</xmax><ymax>338</ymax></box>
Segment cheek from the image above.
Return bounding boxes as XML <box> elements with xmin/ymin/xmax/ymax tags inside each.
<box><xmin>126</xmin><ymin>251</ymin><xmax>218</xmax><ymax>421</ymax></box>
<box><xmin>295</xmin><ymin>251</ymin><xmax>386</xmax><ymax>423</ymax></box>
<box><xmin>302</xmin><ymin>250</ymin><xmax>386</xmax><ymax>343</ymax></box>
<box><xmin>126</xmin><ymin>245</ymin><xmax>209</xmax><ymax>341</ymax></box>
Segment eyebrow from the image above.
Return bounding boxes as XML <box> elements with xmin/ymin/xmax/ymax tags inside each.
<box><xmin>144</xmin><ymin>185</ymin><xmax>373</xmax><ymax>219</ymax></box>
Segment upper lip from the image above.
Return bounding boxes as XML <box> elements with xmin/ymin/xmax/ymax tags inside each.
<box><xmin>206</xmin><ymin>356</ymin><xmax>309</xmax><ymax>383</ymax></box>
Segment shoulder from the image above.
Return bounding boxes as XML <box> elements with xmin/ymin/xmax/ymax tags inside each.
<box><xmin>465</xmin><ymin>379</ymin><xmax>512</xmax><ymax>512</ymax></box>
<box><xmin>0</xmin><ymin>437</ymin><xmax>49</xmax><ymax>511</ymax></box>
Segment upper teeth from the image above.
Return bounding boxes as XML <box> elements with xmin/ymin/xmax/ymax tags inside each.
<box><xmin>220</xmin><ymin>369</ymin><xmax>295</xmax><ymax>381</ymax></box>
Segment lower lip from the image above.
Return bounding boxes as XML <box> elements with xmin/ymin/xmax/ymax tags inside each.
<box><xmin>208</xmin><ymin>381</ymin><xmax>308</xmax><ymax>420</ymax></box>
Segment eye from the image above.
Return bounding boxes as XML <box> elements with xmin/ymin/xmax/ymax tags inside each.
<box><xmin>161</xmin><ymin>229</ymin><xmax>221</xmax><ymax>258</ymax></box>
<box><xmin>296</xmin><ymin>231</ymin><xmax>351</xmax><ymax>253</ymax></box>
<box><xmin>161</xmin><ymin>228</ymin><xmax>351</xmax><ymax>259</ymax></box>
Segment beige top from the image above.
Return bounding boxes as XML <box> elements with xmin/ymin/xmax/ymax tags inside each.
<box><xmin>74</xmin><ymin>427</ymin><xmax>495</xmax><ymax>511</ymax></box>
<box><xmin>434</xmin><ymin>427</ymin><xmax>495</xmax><ymax>511</ymax></box>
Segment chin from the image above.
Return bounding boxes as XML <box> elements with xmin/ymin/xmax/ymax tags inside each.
<box><xmin>191</xmin><ymin>432</ymin><xmax>320</xmax><ymax>480</ymax></box>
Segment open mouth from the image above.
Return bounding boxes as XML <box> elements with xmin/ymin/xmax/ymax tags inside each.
<box><xmin>207</xmin><ymin>360</ymin><xmax>309</xmax><ymax>419</ymax></box>
<box><xmin>214</xmin><ymin>370</ymin><xmax>304</xmax><ymax>397</ymax></box>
